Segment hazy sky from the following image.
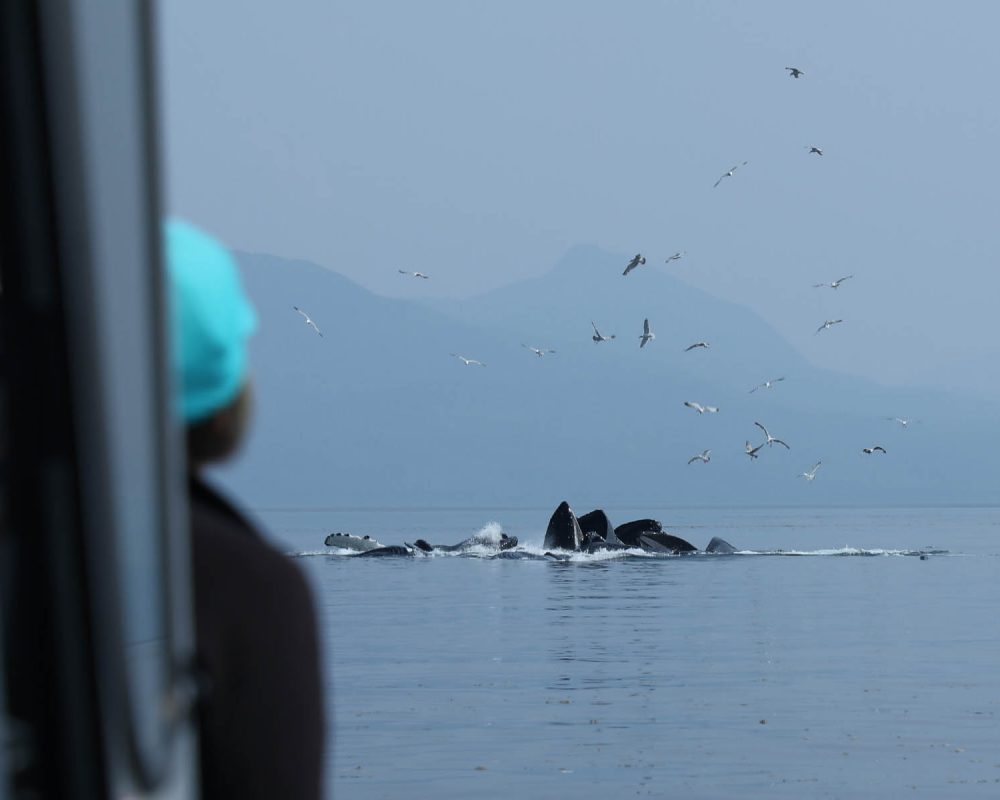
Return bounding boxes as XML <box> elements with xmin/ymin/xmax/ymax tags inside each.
<box><xmin>158</xmin><ymin>1</ymin><xmax>1000</xmax><ymax>394</ymax></box>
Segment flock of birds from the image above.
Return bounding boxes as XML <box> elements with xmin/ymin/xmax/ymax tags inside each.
<box><xmin>288</xmin><ymin>66</ymin><xmax>919</xmax><ymax>485</ymax></box>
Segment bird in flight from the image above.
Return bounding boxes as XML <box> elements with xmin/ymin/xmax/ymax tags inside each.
<box><xmin>292</xmin><ymin>306</ymin><xmax>323</xmax><ymax>337</ymax></box>
<box><xmin>665</xmin><ymin>251</ymin><xmax>686</xmax><ymax>264</ymax></box>
<box><xmin>684</xmin><ymin>401</ymin><xmax>719</xmax><ymax>415</ymax></box>
<box><xmin>639</xmin><ymin>318</ymin><xmax>655</xmax><ymax>348</ymax></box>
<box><xmin>451</xmin><ymin>353</ymin><xmax>486</xmax><ymax>367</ymax></box>
<box><xmin>684</xmin><ymin>341</ymin><xmax>710</xmax><ymax>352</ymax></box>
<box><xmin>398</xmin><ymin>269</ymin><xmax>430</xmax><ymax>279</ymax></box>
<box><xmin>745</xmin><ymin>440</ymin><xmax>764</xmax><ymax>460</ymax></box>
<box><xmin>800</xmin><ymin>461</ymin><xmax>822</xmax><ymax>481</ymax></box>
<box><xmin>807</xmin><ymin>146</ymin><xmax>824</xmax><ymax>156</ymax></box>
<box><xmin>786</xmin><ymin>67</ymin><xmax>804</xmax><ymax>79</ymax></box>
<box><xmin>885</xmin><ymin>417</ymin><xmax>919</xmax><ymax>429</ymax></box>
<box><xmin>714</xmin><ymin>161</ymin><xmax>749</xmax><ymax>188</ymax></box>
<box><xmin>623</xmin><ymin>253</ymin><xmax>647</xmax><ymax>276</ymax></box>
<box><xmin>522</xmin><ymin>344</ymin><xmax>556</xmax><ymax>357</ymax></box>
<box><xmin>688</xmin><ymin>450</ymin><xmax>711</xmax><ymax>465</ymax></box>
<box><xmin>591</xmin><ymin>322</ymin><xmax>615</xmax><ymax>343</ymax></box>
<box><xmin>815</xmin><ymin>319</ymin><xmax>843</xmax><ymax>334</ymax></box>
<box><xmin>862</xmin><ymin>446</ymin><xmax>887</xmax><ymax>455</ymax></box>
<box><xmin>813</xmin><ymin>275</ymin><xmax>852</xmax><ymax>289</ymax></box>
<box><xmin>755</xmin><ymin>421</ymin><xmax>790</xmax><ymax>449</ymax></box>
<box><xmin>749</xmin><ymin>376</ymin><xmax>785</xmax><ymax>394</ymax></box>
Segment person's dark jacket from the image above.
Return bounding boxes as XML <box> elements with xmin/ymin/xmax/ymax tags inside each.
<box><xmin>189</xmin><ymin>475</ymin><xmax>324</xmax><ymax>798</ymax></box>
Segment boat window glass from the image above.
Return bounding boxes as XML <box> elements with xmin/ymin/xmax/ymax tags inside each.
<box><xmin>65</xmin><ymin>0</ymin><xmax>172</xmax><ymax>779</ymax></box>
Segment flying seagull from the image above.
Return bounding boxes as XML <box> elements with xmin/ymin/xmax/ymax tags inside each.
<box><xmin>623</xmin><ymin>253</ymin><xmax>646</xmax><ymax>276</ymax></box>
<box><xmin>885</xmin><ymin>417</ymin><xmax>919</xmax><ymax>429</ymax></box>
<box><xmin>398</xmin><ymin>269</ymin><xmax>430</xmax><ymax>279</ymax></box>
<box><xmin>688</xmin><ymin>449</ymin><xmax>712</xmax><ymax>465</ymax></box>
<box><xmin>714</xmin><ymin>161</ymin><xmax>749</xmax><ymax>188</ymax></box>
<box><xmin>591</xmin><ymin>322</ymin><xmax>615</xmax><ymax>343</ymax></box>
<box><xmin>749</xmin><ymin>376</ymin><xmax>785</xmax><ymax>394</ymax></box>
<box><xmin>684</xmin><ymin>341</ymin><xmax>710</xmax><ymax>352</ymax></box>
<box><xmin>292</xmin><ymin>306</ymin><xmax>323</xmax><ymax>337</ymax></box>
<box><xmin>665</xmin><ymin>251</ymin><xmax>686</xmax><ymax>264</ymax></box>
<box><xmin>813</xmin><ymin>275</ymin><xmax>853</xmax><ymax>289</ymax></box>
<box><xmin>522</xmin><ymin>344</ymin><xmax>556</xmax><ymax>357</ymax></box>
<box><xmin>862</xmin><ymin>446</ymin><xmax>887</xmax><ymax>454</ymax></box>
<box><xmin>786</xmin><ymin>67</ymin><xmax>804</xmax><ymax>79</ymax></box>
<box><xmin>745</xmin><ymin>440</ymin><xmax>764</xmax><ymax>460</ymax></box>
<box><xmin>807</xmin><ymin>146</ymin><xmax>824</xmax><ymax>156</ymax></box>
<box><xmin>639</xmin><ymin>318</ymin><xmax>655</xmax><ymax>348</ymax></box>
<box><xmin>451</xmin><ymin>353</ymin><xmax>486</xmax><ymax>367</ymax></box>
<box><xmin>800</xmin><ymin>461</ymin><xmax>822</xmax><ymax>481</ymax></box>
<box><xmin>815</xmin><ymin>319</ymin><xmax>843</xmax><ymax>334</ymax></box>
<box><xmin>755</xmin><ymin>421</ymin><xmax>790</xmax><ymax>449</ymax></box>
<box><xmin>684</xmin><ymin>401</ymin><xmax>719</xmax><ymax>415</ymax></box>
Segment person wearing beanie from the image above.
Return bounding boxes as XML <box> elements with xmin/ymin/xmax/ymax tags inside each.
<box><xmin>165</xmin><ymin>220</ymin><xmax>325</xmax><ymax>798</ymax></box>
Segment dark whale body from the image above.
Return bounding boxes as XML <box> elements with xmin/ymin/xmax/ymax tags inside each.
<box><xmin>323</xmin><ymin>532</ymin><xmax>384</xmax><ymax>552</ymax></box>
<box><xmin>356</xmin><ymin>540</ymin><xmax>434</xmax><ymax>558</ymax></box>
<box><xmin>578</xmin><ymin>509</ymin><xmax>627</xmax><ymax>548</ymax></box>
<box><xmin>546</xmin><ymin>502</ymin><xmax>736</xmax><ymax>554</ymax></box>
<box><xmin>428</xmin><ymin>533</ymin><xmax>518</xmax><ymax>552</ymax></box>
<box><xmin>544</xmin><ymin>501</ymin><xmax>584</xmax><ymax>550</ymax></box>
<box><xmin>705</xmin><ymin>537</ymin><xmax>738</xmax><ymax>554</ymax></box>
<box><xmin>326</xmin><ymin>531</ymin><xmax>518</xmax><ymax>556</ymax></box>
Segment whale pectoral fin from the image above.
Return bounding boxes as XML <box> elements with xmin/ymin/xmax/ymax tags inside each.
<box><xmin>638</xmin><ymin>535</ymin><xmax>674</xmax><ymax>553</ymax></box>
<box><xmin>705</xmin><ymin>537</ymin><xmax>738</xmax><ymax>554</ymax></box>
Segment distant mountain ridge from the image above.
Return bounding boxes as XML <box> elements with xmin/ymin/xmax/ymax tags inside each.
<box><xmin>209</xmin><ymin>248</ymin><xmax>999</xmax><ymax>509</ymax></box>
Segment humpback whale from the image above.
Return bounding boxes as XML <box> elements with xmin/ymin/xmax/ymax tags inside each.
<box><xmin>612</xmin><ymin>519</ymin><xmax>698</xmax><ymax>553</ymax></box>
<box><xmin>546</xmin><ymin>502</ymin><xmax>737</xmax><ymax>554</ymax></box>
<box><xmin>577</xmin><ymin>509</ymin><xmax>627</xmax><ymax>548</ymax></box>
<box><xmin>356</xmin><ymin>540</ymin><xmax>433</xmax><ymax>558</ymax></box>
<box><xmin>544</xmin><ymin>501</ymin><xmax>585</xmax><ymax>551</ymax></box>
<box><xmin>327</xmin><ymin>508</ymin><xmax>736</xmax><ymax>557</ymax></box>
<box><xmin>424</xmin><ymin>533</ymin><xmax>518</xmax><ymax>552</ymax></box>
<box><xmin>324</xmin><ymin>532</ymin><xmax>384</xmax><ymax>553</ymax></box>
<box><xmin>325</xmin><ymin>531</ymin><xmax>518</xmax><ymax>555</ymax></box>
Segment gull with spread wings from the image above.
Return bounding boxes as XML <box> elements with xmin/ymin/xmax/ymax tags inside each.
<box><xmin>622</xmin><ymin>253</ymin><xmax>646</xmax><ymax>276</ymax></box>
<box><xmin>639</xmin><ymin>318</ymin><xmax>655</xmax><ymax>348</ymax></box>
<box><xmin>813</xmin><ymin>275</ymin><xmax>852</xmax><ymax>289</ymax></box>
<box><xmin>591</xmin><ymin>322</ymin><xmax>615</xmax><ymax>343</ymax></box>
<box><xmin>714</xmin><ymin>161</ymin><xmax>749</xmax><ymax>188</ymax></box>
<box><xmin>451</xmin><ymin>353</ymin><xmax>486</xmax><ymax>367</ymax></box>
<box><xmin>292</xmin><ymin>306</ymin><xmax>323</xmax><ymax>337</ymax></box>
<box><xmin>800</xmin><ymin>461</ymin><xmax>822</xmax><ymax>481</ymax></box>
<box><xmin>755</xmin><ymin>421</ymin><xmax>790</xmax><ymax>449</ymax></box>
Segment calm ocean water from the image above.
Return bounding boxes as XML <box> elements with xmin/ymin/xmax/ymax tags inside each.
<box><xmin>257</xmin><ymin>505</ymin><xmax>1000</xmax><ymax>799</ymax></box>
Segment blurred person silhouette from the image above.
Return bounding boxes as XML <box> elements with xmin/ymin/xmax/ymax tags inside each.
<box><xmin>166</xmin><ymin>220</ymin><xmax>324</xmax><ymax>798</ymax></box>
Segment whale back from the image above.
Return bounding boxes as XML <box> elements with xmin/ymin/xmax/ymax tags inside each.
<box><xmin>430</xmin><ymin>532</ymin><xmax>519</xmax><ymax>552</ymax></box>
<box><xmin>705</xmin><ymin>537</ymin><xmax>738</xmax><ymax>554</ymax></box>
<box><xmin>544</xmin><ymin>501</ymin><xmax>584</xmax><ymax>551</ymax></box>
<box><xmin>355</xmin><ymin>545</ymin><xmax>412</xmax><ymax>557</ymax></box>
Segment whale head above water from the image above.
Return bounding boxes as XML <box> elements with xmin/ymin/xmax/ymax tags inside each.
<box><xmin>544</xmin><ymin>501</ymin><xmax>584</xmax><ymax>551</ymax></box>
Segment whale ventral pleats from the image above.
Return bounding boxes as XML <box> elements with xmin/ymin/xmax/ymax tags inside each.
<box><xmin>544</xmin><ymin>501</ymin><xmax>584</xmax><ymax>551</ymax></box>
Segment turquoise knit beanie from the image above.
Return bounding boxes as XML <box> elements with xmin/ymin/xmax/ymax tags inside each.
<box><xmin>164</xmin><ymin>219</ymin><xmax>257</xmax><ymax>423</ymax></box>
